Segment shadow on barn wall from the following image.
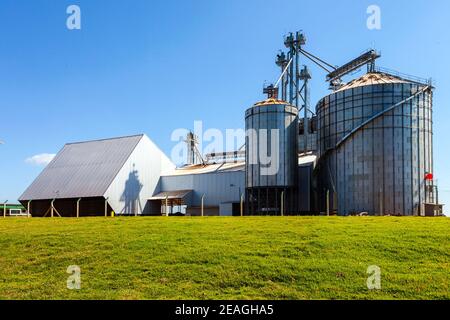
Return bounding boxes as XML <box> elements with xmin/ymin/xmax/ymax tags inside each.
<box><xmin>120</xmin><ymin>164</ymin><xmax>143</xmax><ymax>215</ymax></box>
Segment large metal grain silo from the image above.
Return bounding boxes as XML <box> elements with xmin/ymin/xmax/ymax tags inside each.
<box><xmin>316</xmin><ymin>72</ymin><xmax>436</xmax><ymax>216</ymax></box>
<box><xmin>245</xmin><ymin>98</ymin><xmax>298</xmax><ymax>215</ymax></box>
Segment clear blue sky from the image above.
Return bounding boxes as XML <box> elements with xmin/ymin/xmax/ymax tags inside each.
<box><xmin>1</xmin><ymin>0</ymin><xmax>449</xmax><ymax>211</ymax></box>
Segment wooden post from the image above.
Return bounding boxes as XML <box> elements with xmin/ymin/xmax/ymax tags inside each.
<box><xmin>240</xmin><ymin>194</ymin><xmax>244</xmax><ymax>217</ymax></box>
<box><xmin>76</xmin><ymin>198</ymin><xmax>81</xmax><ymax>218</ymax></box>
<box><xmin>280</xmin><ymin>192</ymin><xmax>284</xmax><ymax>216</ymax></box>
<box><xmin>326</xmin><ymin>190</ymin><xmax>330</xmax><ymax>216</ymax></box>
<box><xmin>201</xmin><ymin>194</ymin><xmax>205</xmax><ymax>217</ymax></box>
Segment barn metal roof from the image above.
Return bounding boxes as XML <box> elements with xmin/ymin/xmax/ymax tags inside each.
<box><xmin>149</xmin><ymin>190</ymin><xmax>193</xmax><ymax>200</ymax></box>
<box><xmin>298</xmin><ymin>154</ymin><xmax>317</xmax><ymax>166</ymax></box>
<box><xmin>164</xmin><ymin>155</ymin><xmax>317</xmax><ymax>177</ymax></box>
<box><xmin>19</xmin><ymin>135</ymin><xmax>144</xmax><ymax>201</ymax></box>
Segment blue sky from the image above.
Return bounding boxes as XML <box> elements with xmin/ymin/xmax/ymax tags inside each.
<box><xmin>1</xmin><ymin>0</ymin><xmax>449</xmax><ymax>210</ymax></box>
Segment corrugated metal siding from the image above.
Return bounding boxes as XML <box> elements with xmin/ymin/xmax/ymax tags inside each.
<box><xmin>160</xmin><ymin>171</ymin><xmax>244</xmax><ymax>207</ymax></box>
<box><xmin>104</xmin><ymin>135</ymin><xmax>175</xmax><ymax>215</ymax></box>
<box><xmin>19</xmin><ymin>135</ymin><xmax>144</xmax><ymax>201</ymax></box>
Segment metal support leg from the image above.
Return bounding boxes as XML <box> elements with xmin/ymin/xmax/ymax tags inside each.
<box><xmin>104</xmin><ymin>197</ymin><xmax>109</xmax><ymax>217</ymax></box>
<box><xmin>326</xmin><ymin>190</ymin><xmax>330</xmax><ymax>216</ymax></box>
<box><xmin>165</xmin><ymin>196</ymin><xmax>169</xmax><ymax>216</ymax></box>
<box><xmin>51</xmin><ymin>199</ymin><xmax>55</xmax><ymax>218</ymax></box>
<box><xmin>76</xmin><ymin>198</ymin><xmax>81</xmax><ymax>218</ymax></box>
<box><xmin>135</xmin><ymin>199</ymin><xmax>138</xmax><ymax>217</ymax></box>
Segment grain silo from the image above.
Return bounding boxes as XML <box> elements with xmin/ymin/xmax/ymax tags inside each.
<box><xmin>245</xmin><ymin>98</ymin><xmax>299</xmax><ymax>215</ymax></box>
<box><xmin>316</xmin><ymin>72</ymin><xmax>438</xmax><ymax>216</ymax></box>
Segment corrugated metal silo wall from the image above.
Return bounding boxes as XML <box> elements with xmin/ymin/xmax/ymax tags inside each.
<box><xmin>244</xmin><ymin>103</ymin><xmax>299</xmax><ymax>214</ymax></box>
<box><xmin>316</xmin><ymin>83</ymin><xmax>433</xmax><ymax>215</ymax></box>
<box><xmin>245</xmin><ymin>104</ymin><xmax>298</xmax><ymax>188</ymax></box>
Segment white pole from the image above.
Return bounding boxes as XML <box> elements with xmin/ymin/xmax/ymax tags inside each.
<box><xmin>51</xmin><ymin>199</ymin><xmax>54</xmax><ymax>218</ymax></box>
<box><xmin>3</xmin><ymin>200</ymin><xmax>8</xmax><ymax>218</ymax></box>
<box><xmin>165</xmin><ymin>196</ymin><xmax>169</xmax><ymax>216</ymax></box>
<box><xmin>240</xmin><ymin>194</ymin><xmax>244</xmax><ymax>217</ymax></box>
<box><xmin>27</xmin><ymin>200</ymin><xmax>32</xmax><ymax>218</ymax></box>
<box><xmin>77</xmin><ymin>198</ymin><xmax>81</xmax><ymax>218</ymax></box>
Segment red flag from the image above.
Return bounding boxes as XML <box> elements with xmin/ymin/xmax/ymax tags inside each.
<box><xmin>424</xmin><ymin>173</ymin><xmax>434</xmax><ymax>181</ymax></box>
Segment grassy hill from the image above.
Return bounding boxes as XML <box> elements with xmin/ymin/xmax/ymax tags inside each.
<box><xmin>0</xmin><ymin>217</ymin><xmax>448</xmax><ymax>300</ymax></box>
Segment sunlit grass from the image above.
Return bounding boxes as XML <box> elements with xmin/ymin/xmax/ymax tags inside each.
<box><xmin>0</xmin><ymin>216</ymin><xmax>448</xmax><ymax>300</ymax></box>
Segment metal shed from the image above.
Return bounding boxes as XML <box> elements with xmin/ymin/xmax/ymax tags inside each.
<box><xmin>159</xmin><ymin>162</ymin><xmax>245</xmax><ymax>216</ymax></box>
<box><xmin>19</xmin><ymin>134</ymin><xmax>175</xmax><ymax>217</ymax></box>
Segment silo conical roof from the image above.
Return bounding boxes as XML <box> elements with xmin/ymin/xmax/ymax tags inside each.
<box><xmin>335</xmin><ymin>72</ymin><xmax>412</xmax><ymax>92</ymax></box>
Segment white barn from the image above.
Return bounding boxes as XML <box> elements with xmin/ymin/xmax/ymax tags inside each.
<box><xmin>19</xmin><ymin>134</ymin><xmax>175</xmax><ymax>217</ymax></box>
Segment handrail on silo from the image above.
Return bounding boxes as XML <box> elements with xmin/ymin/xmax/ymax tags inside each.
<box><xmin>374</xmin><ymin>66</ymin><xmax>435</xmax><ymax>87</ymax></box>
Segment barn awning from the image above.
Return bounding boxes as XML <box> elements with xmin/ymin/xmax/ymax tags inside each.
<box><xmin>149</xmin><ymin>190</ymin><xmax>193</xmax><ymax>205</ymax></box>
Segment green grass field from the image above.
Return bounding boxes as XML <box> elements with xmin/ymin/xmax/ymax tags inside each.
<box><xmin>0</xmin><ymin>217</ymin><xmax>448</xmax><ymax>300</ymax></box>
